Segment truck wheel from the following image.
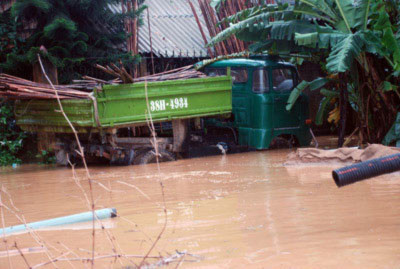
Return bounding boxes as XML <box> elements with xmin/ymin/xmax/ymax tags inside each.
<box><xmin>269</xmin><ymin>137</ymin><xmax>291</xmax><ymax>149</ymax></box>
<box><xmin>110</xmin><ymin>148</ymin><xmax>135</xmax><ymax>166</ymax></box>
<box><xmin>55</xmin><ymin>149</ymin><xmax>69</xmax><ymax>166</ymax></box>
<box><xmin>122</xmin><ymin>148</ymin><xmax>135</xmax><ymax>165</ymax></box>
<box><xmin>136</xmin><ymin>149</ymin><xmax>176</xmax><ymax>165</ymax></box>
<box><xmin>269</xmin><ymin>135</ymin><xmax>299</xmax><ymax>149</ymax></box>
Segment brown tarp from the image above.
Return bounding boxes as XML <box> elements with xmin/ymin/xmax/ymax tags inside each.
<box><xmin>285</xmin><ymin>144</ymin><xmax>400</xmax><ymax>165</ymax></box>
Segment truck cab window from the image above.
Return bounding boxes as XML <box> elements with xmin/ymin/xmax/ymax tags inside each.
<box><xmin>204</xmin><ymin>68</ymin><xmax>226</xmax><ymax>77</ymax></box>
<box><xmin>252</xmin><ymin>69</ymin><xmax>269</xmax><ymax>93</ymax></box>
<box><xmin>204</xmin><ymin>68</ymin><xmax>248</xmax><ymax>84</ymax></box>
<box><xmin>272</xmin><ymin>68</ymin><xmax>294</xmax><ymax>93</ymax></box>
<box><xmin>231</xmin><ymin>68</ymin><xmax>248</xmax><ymax>83</ymax></box>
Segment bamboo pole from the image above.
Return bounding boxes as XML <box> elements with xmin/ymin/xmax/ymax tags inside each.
<box><xmin>198</xmin><ymin>0</ymin><xmax>223</xmax><ymax>56</ymax></box>
<box><xmin>205</xmin><ymin>0</ymin><xmax>228</xmax><ymax>55</ymax></box>
<box><xmin>147</xmin><ymin>8</ymin><xmax>155</xmax><ymax>74</ymax></box>
<box><xmin>188</xmin><ymin>0</ymin><xmax>214</xmax><ymax>58</ymax></box>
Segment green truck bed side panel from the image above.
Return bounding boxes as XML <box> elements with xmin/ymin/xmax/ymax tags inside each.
<box><xmin>15</xmin><ymin>99</ymin><xmax>94</xmax><ymax>133</ymax></box>
<box><xmin>15</xmin><ymin>76</ymin><xmax>232</xmax><ymax>133</ymax></box>
<box><xmin>97</xmin><ymin>76</ymin><xmax>232</xmax><ymax>126</ymax></box>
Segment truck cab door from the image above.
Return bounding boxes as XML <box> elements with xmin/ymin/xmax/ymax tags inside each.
<box><xmin>230</xmin><ymin>68</ymin><xmax>250</xmax><ymax>127</ymax></box>
<box><xmin>271</xmin><ymin>67</ymin><xmax>302</xmax><ymax>130</ymax></box>
<box><xmin>204</xmin><ymin>67</ymin><xmax>250</xmax><ymax>127</ymax></box>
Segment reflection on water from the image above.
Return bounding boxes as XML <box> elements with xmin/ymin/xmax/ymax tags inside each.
<box><xmin>1</xmin><ymin>149</ymin><xmax>400</xmax><ymax>268</ymax></box>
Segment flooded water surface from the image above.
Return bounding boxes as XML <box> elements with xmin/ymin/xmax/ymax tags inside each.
<box><xmin>1</xmin><ymin>149</ymin><xmax>400</xmax><ymax>268</ymax></box>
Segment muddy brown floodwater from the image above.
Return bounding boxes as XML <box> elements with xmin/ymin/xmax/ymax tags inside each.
<box><xmin>1</xmin><ymin>149</ymin><xmax>400</xmax><ymax>268</ymax></box>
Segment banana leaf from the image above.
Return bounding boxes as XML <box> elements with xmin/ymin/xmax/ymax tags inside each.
<box><xmin>382</xmin><ymin>112</ymin><xmax>400</xmax><ymax>146</ymax></box>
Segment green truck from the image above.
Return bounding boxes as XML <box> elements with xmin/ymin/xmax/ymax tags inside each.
<box><xmin>14</xmin><ymin>56</ymin><xmax>311</xmax><ymax>165</ymax></box>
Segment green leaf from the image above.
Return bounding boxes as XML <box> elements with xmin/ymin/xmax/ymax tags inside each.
<box><xmin>290</xmin><ymin>56</ymin><xmax>304</xmax><ymax>65</ymax></box>
<box><xmin>315</xmin><ymin>95</ymin><xmax>333</xmax><ymax>125</ymax></box>
<box><xmin>320</xmin><ymin>88</ymin><xmax>340</xmax><ymax>97</ymax></box>
<box><xmin>270</xmin><ymin>20</ymin><xmax>317</xmax><ymax>40</ymax></box>
<box><xmin>382</xmin><ymin>81</ymin><xmax>394</xmax><ymax>92</ymax></box>
<box><xmin>382</xmin><ymin>28</ymin><xmax>400</xmax><ymax>69</ymax></box>
<box><xmin>207</xmin><ymin>9</ymin><xmax>291</xmax><ymax>47</ymax></box>
<box><xmin>210</xmin><ymin>0</ymin><xmax>225</xmax><ymax>10</ymax></box>
<box><xmin>309</xmin><ymin>77</ymin><xmax>329</xmax><ymax>90</ymax></box>
<box><xmin>326</xmin><ymin>33</ymin><xmax>364</xmax><ymax>73</ymax></box>
<box><xmin>299</xmin><ymin>0</ymin><xmax>339</xmax><ymax>22</ymax></box>
<box><xmin>11</xmin><ymin>0</ymin><xmax>52</xmax><ymax>21</ymax></box>
<box><xmin>219</xmin><ymin>5</ymin><xmax>266</xmax><ymax>25</ymax></box>
<box><xmin>373</xmin><ymin>8</ymin><xmax>392</xmax><ymax>31</ymax></box>
<box><xmin>248</xmin><ymin>39</ymin><xmax>275</xmax><ymax>52</ymax></box>
<box><xmin>294</xmin><ymin>2</ymin><xmax>336</xmax><ymax>24</ymax></box>
<box><xmin>354</xmin><ymin>0</ymin><xmax>371</xmax><ymax>30</ymax></box>
<box><xmin>286</xmin><ymin>80</ymin><xmax>309</xmax><ymax>111</ymax></box>
<box><xmin>333</xmin><ymin>0</ymin><xmax>356</xmax><ymax>32</ymax></box>
<box><xmin>382</xmin><ymin>112</ymin><xmax>400</xmax><ymax>145</ymax></box>
<box><xmin>44</xmin><ymin>17</ymin><xmax>77</xmax><ymax>40</ymax></box>
<box><xmin>295</xmin><ymin>32</ymin><xmax>318</xmax><ymax>47</ymax></box>
<box><xmin>319</xmin><ymin>32</ymin><xmax>348</xmax><ymax>48</ymax></box>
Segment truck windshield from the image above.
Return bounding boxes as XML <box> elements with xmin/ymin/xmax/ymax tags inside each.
<box><xmin>252</xmin><ymin>69</ymin><xmax>269</xmax><ymax>93</ymax></box>
<box><xmin>204</xmin><ymin>68</ymin><xmax>248</xmax><ymax>84</ymax></box>
<box><xmin>272</xmin><ymin>68</ymin><xmax>294</xmax><ymax>93</ymax></box>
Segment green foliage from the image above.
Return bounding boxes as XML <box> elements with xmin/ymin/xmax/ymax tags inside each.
<box><xmin>0</xmin><ymin>10</ymin><xmax>30</xmax><ymax>76</ymax></box>
<box><xmin>325</xmin><ymin>33</ymin><xmax>364</xmax><ymax>73</ymax></box>
<box><xmin>208</xmin><ymin>0</ymin><xmax>400</xmax><ymax>143</ymax></box>
<box><xmin>210</xmin><ymin>0</ymin><xmax>226</xmax><ymax>12</ymax></box>
<box><xmin>315</xmin><ymin>95</ymin><xmax>333</xmax><ymax>126</ymax></box>
<box><xmin>0</xmin><ymin>102</ymin><xmax>26</xmax><ymax>166</ymax></box>
<box><xmin>382</xmin><ymin>112</ymin><xmax>400</xmax><ymax>146</ymax></box>
<box><xmin>286</xmin><ymin>77</ymin><xmax>330</xmax><ymax>111</ymax></box>
<box><xmin>36</xmin><ymin>150</ymin><xmax>56</xmax><ymax>164</ymax></box>
<box><xmin>286</xmin><ymin>80</ymin><xmax>309</xmax><ymax>111</ymax></box>
<box><xmin>1</xmin><ymin>0</ymin><xmax>145</xmax><ymax>83</ymax></box>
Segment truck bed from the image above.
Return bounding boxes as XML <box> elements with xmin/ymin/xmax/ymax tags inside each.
<box><xmin>15</xmin><ymin>76</ymin><xmax>232</xmax><ymax>133</ymax></box>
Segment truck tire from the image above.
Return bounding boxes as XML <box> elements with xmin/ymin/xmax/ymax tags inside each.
<box><xmin>110</xmin><ymin>148</ymin><xmax>135</xmax><ymax>166</ymax></box>
<box><xmin>269</xmin><ymin>135</ymin><xmax>297</xmax><ymax>149</ymax></box>
<box><xmin>136</xmin><ymin>149</ymin><xmax>176</xmax><ymax>165</ymax></box>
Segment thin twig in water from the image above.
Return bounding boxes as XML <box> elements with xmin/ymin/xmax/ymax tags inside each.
<box><xmin>117</xmin><ymin>181</ymin><xmax>151</xmax><ymax>200</ymax></box>
<box><xmin>1</xmin><ymin>187</ymin><xmax>58</xmax><ymax>267</ymax></box>
<box><xmin>31</xmin><ymin>253</ymin><xmax>163</xmax><ymax>268</ymax></box>
<box><xmin>14</xmin><ymin>242</ymin><xmax>31</xmax><ymax>268</ymax></box>
<box><xmin>143</xmin><ymin>251</ymin><xmax>200</xmax><ymax>268</ymax></box>
<box><xmin>57</xmin><ymin>242</ymin><xmax>82</xmax><ymax>269</ymax></box>
<box><xmin>138</xmin><ymin>80</ymin><xmax>169</xmax><ymax>268</ymax></box>
<box><xmin>174</xmin><ymin>252</ymin><xmax>186</xmax><ymax>269</ymax></box>
<box><xmin>0</xmin><ymin>186</ymin><xmax>12</xmax><ymax>269</ymax></box>
<box><xmin>1</xmin><ymin>185</ymin><xmax>19</xmax><ymax>212</ymax></box>
<box><xmin>69</xmin><ymin>151</ymin><xmax>124</xmax><ymax>267</ymax></box>
<box><xmin>37</xmin><ymin>55</ymin><xmax>97</xmax><ymax>268</ymax></box>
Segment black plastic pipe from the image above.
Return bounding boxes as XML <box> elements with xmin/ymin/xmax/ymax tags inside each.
<box><xmin>332</xmin><ymin>153</ymin><xmax>400</xmax><ymax>187</ymax></box>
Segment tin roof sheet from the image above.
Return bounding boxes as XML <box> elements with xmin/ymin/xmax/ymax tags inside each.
<box><xmin>111</xmin><ymin>0</ymin><xmax>211</xmax><ymax>58</ymax></box>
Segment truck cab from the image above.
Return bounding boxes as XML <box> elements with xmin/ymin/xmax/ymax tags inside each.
<box><xmin>202</xmin><ymin>56</ymin><xmax>311</xmax><ymax>149</ymax></box>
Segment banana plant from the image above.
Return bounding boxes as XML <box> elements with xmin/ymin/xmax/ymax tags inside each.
<box><xmin>208</xmin><ymin>0</ymin><xmax>400</xmax><ymax>145</ymax></box>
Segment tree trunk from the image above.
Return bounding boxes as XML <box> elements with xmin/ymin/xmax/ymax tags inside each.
<box><xmin>32</xmin><ymin>58</ymin><xmax>58</xmax><ymax>85</ymax></box>
<box><xmin>338</xmin><ymin>73</ymin><xmax>348</xmax><ymax>147</ymax></box>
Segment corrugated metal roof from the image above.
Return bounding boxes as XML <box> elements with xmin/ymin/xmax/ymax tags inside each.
<box><xmin>110</xmin><ymin>0</ymin><xmax>211</xmax><ymax>58</ymax></box>
<box><xmin>139</xmin><ymin>0</ymin><xmax>211</xmax><ymax>58</ymax></box>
